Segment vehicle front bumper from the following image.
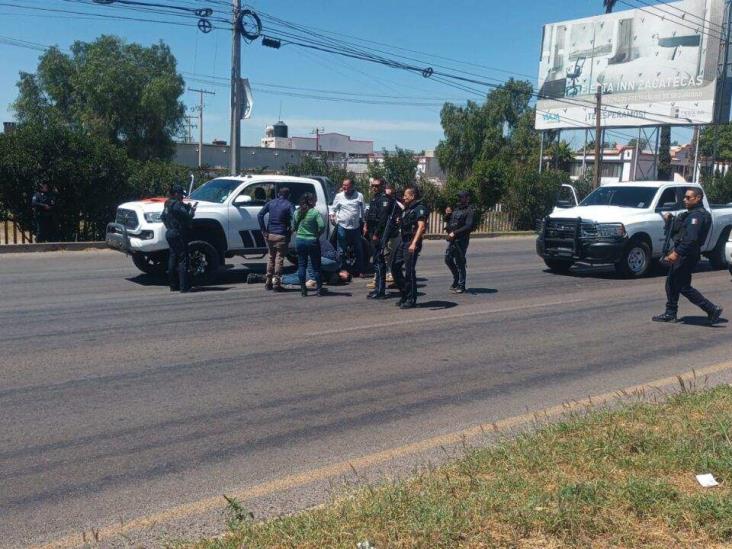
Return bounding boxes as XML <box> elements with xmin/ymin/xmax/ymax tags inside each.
<box><xmin>537</xmin><ymin>238</ymin><xmax>626</xmax><ymax>263</ymax></box>
<box><xmin>106</xmin><ymin>222</ymin><xmax>167</xmax><ymax>255</ymax></box>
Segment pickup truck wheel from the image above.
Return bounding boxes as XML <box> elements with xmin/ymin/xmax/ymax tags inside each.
<box><xmin>188</xmin><ymin>240</ymin><xmax>220</xmax><ymax>285</ymax></box>
<box><xmin>615</xmin><ymin>240</ymin><xmax>651</xmax><ymax>277</ymax></box>
<box><xmin>543</xmin><ymin>258</ymin><xmax>573</xmax><ymax>273</ymax></box>
<box><xmin>132</xmin><ymin>252</ymin><xmax>167</xmax><ymax>276</ymax></box>
<box><xmin>708</xmin><ymin>227</ymin><xmax>731</xmax><ymax>269</ymax></box>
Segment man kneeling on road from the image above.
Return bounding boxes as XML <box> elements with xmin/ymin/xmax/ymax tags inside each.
<box><xmin>258</xmin><ymin>187</ymin><xmax>295</xmax><ymax>291</ymax></box>
<box><xmin>653</xmin><ymin>187</ymin><xmax>723</xmax><ymax>325</ymax></box>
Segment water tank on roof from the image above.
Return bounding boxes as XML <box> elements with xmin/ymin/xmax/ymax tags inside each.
<box><xmin>273</xmin><ymin>120</ymin><xmax>288</xmax><ymax>138</ymax></box>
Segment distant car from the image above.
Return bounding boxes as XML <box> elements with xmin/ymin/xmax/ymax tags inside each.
<box><xmin>106</xmin><ymin>175</ymin><xmax>335</xmax><ymax>284</ymax></box>
<box><xmin>537</xmin><ymin>181</ymin><xmax>732</xmax><ymax>277</ymax></box>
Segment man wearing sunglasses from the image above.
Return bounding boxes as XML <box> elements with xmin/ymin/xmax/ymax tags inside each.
<box><xmin>653</xmin><ymin>187</ymin><xmax>723</xmax><ymax>325</ymax></box>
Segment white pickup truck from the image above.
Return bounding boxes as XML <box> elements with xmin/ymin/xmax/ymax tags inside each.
<box><xmin>106</xmin><ymin>174</ymin><xmax>335</xmax><ymax>283</ymax></box>
<box><xmin>536</xmin><ymin>181</ymin><xmax>732</xmax><ymax>277</ymax></box>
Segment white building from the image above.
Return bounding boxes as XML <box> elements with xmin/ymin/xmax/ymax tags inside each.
<box><xmin>261</xmin><ymin>122</ymin><xmax>373</xmax><ymax>156</ymax></box>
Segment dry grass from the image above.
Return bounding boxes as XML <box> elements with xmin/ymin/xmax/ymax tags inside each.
<box><xmin>187</xmin><ymin>385</ymin><xmax>732</xmax><ymax>548</ymax></box>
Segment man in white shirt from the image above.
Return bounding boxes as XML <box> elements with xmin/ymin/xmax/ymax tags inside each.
<box><xmin>330</xmin><ymin>178</ymin><xmax>366</xmax><ymax>276</ymax></box>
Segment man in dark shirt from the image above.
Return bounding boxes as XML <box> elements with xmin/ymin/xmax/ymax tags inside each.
<box><xmin>161</xmin><ymin>184</ymin><xmax>196</xmax><ymax>292</ymax></box>
<box><xmin>364</xmin><ymin>178</ymin><xmax>398</xmax><ymax>299</ymax></box>
<box><xmin>31</xmin><ymin>183</ymin><xmax>57</xmax><ymax>242</ymax></box>
<box><xmin>258</xmin><ymin>187</ymin><xmax>295</xmax><ymax>291</ymax></box>
<box><xmin>444</xmin><ymin>191</ymin><xmax>475</xmax><ymax>293</ymax></box>
<box><xmin>392</xmin><ymin>186</ymin><xmax>429</xmax><ymax>309</ymax></box>
<box><xmin>653</xmin><ymin>187</ymin><xmax>723</xmax><ymax>325</ymax></box>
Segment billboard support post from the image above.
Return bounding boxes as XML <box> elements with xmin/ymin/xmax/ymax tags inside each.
<box><xmin>593</xmin><ymin>85</ymin><xmax>602</xmax><ymax>188</ymax></box>
<box><xmin>693</xmin><ymin>126</ymin><xmax>701</xmax><ymax>181</ymax></box>
<box><xmin>582</xmin><ymin>129</ymin><xmax>588</xmax><ymax>177</ymax></box>
<box><xmin>538</xmin><ymin>131</ymin><xmax>544</xmax><ymax>173</ymax></box>
<box><xmin>653</xmin><ymin>126</ymin><xmax>661</xmax><ymax>178</ymax></box>
<box><xmin>633</xmin><ymin>127</ymin><xmax>641</xmax><ymax>181</ymax></box>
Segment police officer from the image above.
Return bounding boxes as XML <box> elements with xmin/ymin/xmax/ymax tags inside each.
<box><xmin>31</xmin><ymin>183</ymin><xmax>57</xmax><ymax>242</ymax></box>
<box><xmin>653</xmin><ymin>187</ymin><xmax>723</xmax><ymax>325</ymax></box>
<box><xmin>392</xmin><ymin>186</ymin><xmax>429</xmax><ymax>309</ymax></box>
<box><xmin>363</xmin><ymin>178</ymin><xmax>398</xmax><ymax>299</ymax></box>
<box><xmin>161</xmin><ymin>183</ymin><xmax>196</xmax><ymax>292</ymax></box>
<box><xmin>444</xmin><ymin>191</ymin><xmax>475</xmax><ymax>293</ymax></box>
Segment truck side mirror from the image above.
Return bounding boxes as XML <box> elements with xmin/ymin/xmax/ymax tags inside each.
<box><xmin>233</xmin><ymin>195</ymin><xmax>252</xmax><ymax>207</ymax></box>
<box><xmin>555</xmin><ymin>200</ymin><xmax>572</xmax><ymax>209</ymax></box>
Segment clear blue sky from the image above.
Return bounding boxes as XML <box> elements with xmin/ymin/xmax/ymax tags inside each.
<box><xmin>0</xmin><ymin>0</ymin><xmax>692</xmax><ymax>151</ymax></box>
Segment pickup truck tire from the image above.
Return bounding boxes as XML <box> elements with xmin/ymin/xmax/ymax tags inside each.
<box><xmin>544</xmin><ymin>258</ymin><xmax>574</xmax><ymax>273</ymax></box>
<box><xmin>615</xmin><ymin>240</ymin><xmax>651</xmax><ymax>277</ymax></box>
<box><xmin>132</xmin><ymin>252</ymin><xmax>167</xmax><ymax>276</ymax></box>
<box><xmin>188</xmin><ymin>240</ymin><xmax>220</xmax><ymax>286</ymax></box>
<box><xmin>708</xmin><ymin>227</ymin><xmax>731</xmax><ymax>269</ymax></box>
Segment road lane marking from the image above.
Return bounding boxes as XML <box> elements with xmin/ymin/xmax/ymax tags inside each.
<box><xmin>35</xmin><ymin>359</ymin><xmax>732</xmax><ymax>548</ymax></box>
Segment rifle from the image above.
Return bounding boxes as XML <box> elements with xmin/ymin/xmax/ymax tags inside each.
<box><xmin>660</xmin><ymin>213</ymin><xmax>674</xmax><ymax>265</ymax></box>
<box><xmin>379</xmin><ymin>196</ymin><xmax>400</xmax><ymax>251</ymax></box>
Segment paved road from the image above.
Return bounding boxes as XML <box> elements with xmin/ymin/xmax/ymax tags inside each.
<box><xmin>1</xmin><ymin>238</ymin><xmax>730</xmax><ymax>547</ymax></box>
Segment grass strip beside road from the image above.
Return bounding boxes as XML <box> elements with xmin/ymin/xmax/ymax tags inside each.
<box><xmin>194</xmin><ymin>385</ymin><xmax>732</xmax><ymax>548</ymax></box>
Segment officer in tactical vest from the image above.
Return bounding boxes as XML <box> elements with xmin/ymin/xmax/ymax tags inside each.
<box><xmin>653</xmin><ymin>187</ymin><xmax>723</xmax><ymax>325</ymax></box>
<box><xmin>161</xmin><ymin>184</ymin><xmax>196</xmax><ymax>292</ymax></box>
<box><xmin>444</xmin><ymin>191</ymin><xmax>476</xmax><ymax>293</ymax></box>
<box><xmin>392</xmin><ymin>186</ymin><xmax>429</xmax><ymax>309</ymax></box>
<box><xmin>31</xmin><ymin>183</ymin><xmax>57</xmax><ymax>242</ymax></box>
<box><xmin>364</xmin><ymin>178</ymin><xmax>398</xmax><ymax>299</ymax></box>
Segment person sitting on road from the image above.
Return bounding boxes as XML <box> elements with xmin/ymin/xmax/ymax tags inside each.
<box><xmin>281</xmin><ymin>239</ymin><xmax>347</xmax><ymax>287</ymax></box>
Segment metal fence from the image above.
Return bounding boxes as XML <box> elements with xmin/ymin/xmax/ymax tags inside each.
<box><xmin>425</xmin><ymin>206</ymin><xmax>516</xmax><ymax>236</ymax></box>
<box><xmin>1</xmin><ymin>206</ymin><xmax>518</xmax><ymax>246</ymax></box>
<box><xmin>1</xmin><ymin>218</ymin><xmax>34</xmax><ymax>245</ymax></box>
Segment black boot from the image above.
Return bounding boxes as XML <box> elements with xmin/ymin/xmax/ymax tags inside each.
<box><xmin>652</xmin><ymin>312</ymin><xmax>677</xmax><ymax>322</ymax></box>
<box><xmin>264</xmin><ymin>276</ymin><xmax>273</xmax><ymax>291</ymax></box>
<box><xmin>400</xmin><ymin>300</ymin><xmax>416</xmax><ymax>309</ymax></box>
<box><xmin>300</xmin><ymin>283</ymin><xmax>308</xmax><ymax>297</ymax></box>
<box><xmin>708</xmin><ymin>305</ymin><xmax>723</xmax><ymax>325</ymax></box>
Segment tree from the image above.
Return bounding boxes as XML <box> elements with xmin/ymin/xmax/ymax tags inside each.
<box><xmin>435</xmin><ymin>79</ymin><xmax>535</xmax><ymax>181</ymax></box>
<box><xmin>13</xmin><ymin>35</ymin><xmax>185</xmax><ymax>161</ymax></box>
<box><xmin>502</xmin><ymin>168</ymin><xmax>571</xmax><ymax>230</ymax></box>
<box><xmin>657</xmin><ymin>126</ymin><xmax>672</xmax><ymax>180</ymax></box>
<box><xmin>367</xmin><ymin>147</ymin><xmax>418</xmax><ymax>190</ymax></box>
<box><xmin>700</xmin><ymin>123</ymin><xmax>732</xmax><ymax>163</ymax></box>
<box><xmin>627</xmin><ymin>137</ymin><xmax>649</xmax><ymax>150</ymax></box>
<box><xmin>0</xmin><ymin>122</ymin><xmax>131</xmax><ymax>240</ymax></box>
<box><xmin>286</xmin><ymin>154</ymin><xmax>359</xmax><ymax>193</ymax></box>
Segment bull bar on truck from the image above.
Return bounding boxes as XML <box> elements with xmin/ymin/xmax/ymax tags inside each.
<box><xmin>537</xmin><ymin>216</ymin><xmax>628</xmax><ymax>264</ymax></box>
<box><xmin>106</xmin><ymin>222</ymin><xmax>132</xmax><ymax>254</ymax></box>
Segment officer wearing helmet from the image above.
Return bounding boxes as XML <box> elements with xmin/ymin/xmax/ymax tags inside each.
<box><xmin>161</xmin><ymin>183</ymin><xmax>197</xmax><ymax>292</ymax></box>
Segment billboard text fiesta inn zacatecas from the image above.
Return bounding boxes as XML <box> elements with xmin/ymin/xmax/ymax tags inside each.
<box><xmin>535</xmin><ymin>0</ymin><xmax>725</xmax><ymax>130</ymax></box>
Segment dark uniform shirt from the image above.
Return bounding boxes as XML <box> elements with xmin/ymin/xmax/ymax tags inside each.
<box><xmin>671</xmin><ymin>203</ymin><xmax>711</xmax><ymax>258</ymax></box>
<box><xmin>401</xmin><ymin>200</ymin><xmax>430</xmax><ymax>239</ymax></box>
<box><xmin>366</xmin><ymin>191</ymin><xmax>397</xmax><ymax>240</ymax></box>
<box><xmin>31</xmin><ymin>190</ymin><xmax>56</xmax><ymax>219</ymax></box>
<box><xmin>161</xmin><ymin>198</ymin><xmax>195</xmax><ymax>235</ymax></box>
<box><xmin>445</xmin><ymin>204</ymin><xmax>475</xmax><ymax>238</ymax></box>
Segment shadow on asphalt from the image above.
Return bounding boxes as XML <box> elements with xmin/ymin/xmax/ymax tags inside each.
<box><xmin>417</xmin><ymin>300</ymin><xmax>458</xmax><ymax>310</ymax></box>
<box><xmin>678</xmin><ymin>316</ymin><xmax>728</xmax><ymax>328</ymax></box>
<box><xmin>543</xmin><ymin>261</ymin><xmax>721</xmax><ymax>281</ymax></box>
<box><xmin>467</xmin><ymin>288</ymin><xmax>498</xmax><ymax>295</ymax></box>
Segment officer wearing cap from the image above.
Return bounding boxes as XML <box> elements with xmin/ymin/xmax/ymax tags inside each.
<box><xmin>161</xmin><ymin>183</ymin><xmax>197</xmax><ymax>292</ymax></box>
<box><xmin>653</xmin><ymin>187</ymin><xmax>723</xmax><ymax>325</ymax></box>
<box><xmin>392</xmin><ymin>186</ymin><xmax>429</xmax><ymax>309</ymax></box>
<box><xmin>364</xmin><ymin>177</ymin><xmax>398</xmax><ymax>299</ymax></box>
<box><xmin>444</xmin><ymin>191</ymin><xmax>475</xmax><ymax>294</ymax></box>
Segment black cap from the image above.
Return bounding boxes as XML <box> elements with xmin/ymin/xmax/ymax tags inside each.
<box><xmin>458</xmin><ymin>191</ymin><xmax>469</xmax><ymax>198</ymax></box>
<box><xmin>170</xmin><ymin>183</ymin><xmax>186</xmax><ymax>196</ymax></box>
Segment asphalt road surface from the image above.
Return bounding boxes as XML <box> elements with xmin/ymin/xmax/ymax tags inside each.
<box><xmin>2</xmin><ymin>238</ymin><xmax>731</xmax><ymax>548</ymax></box>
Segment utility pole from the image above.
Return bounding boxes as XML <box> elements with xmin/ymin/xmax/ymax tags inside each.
<box><xmin>188</xmin><ymin>88</ymin><xmax>215</xmax><ymax>167</ymax></box>
<box><xmin>230</xmin><ymin>0</ymin><xmax>242</xmax><ymax>175</ymax></box>
<box><xmin>182</xmin><ymin>115</ymin><xmax>197</xmax><ymax>143</ymax></box>
<box><xmin>593</xmin><ymin>85</ymin><xmax>603</xmax><ymax>188</ymax></box>
<box><xmin>311</xmin><ymin>127</ymin><xmax>324</xmax><ymax>153</ymax></box>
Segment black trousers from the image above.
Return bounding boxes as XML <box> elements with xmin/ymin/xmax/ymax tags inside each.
<box><xmin>35</xmin><ymin>216</ymin><xmax>55</xmax><ymax>243</ymax></box>
<box><xmin>665</xmin><ymin>254</ymin><xmax>714</xmax><ymax>315</ymax></box>
<box><xmin>445</xmin><ymin>237</ymin><xmax>469</xmax><ymax>288</ymax></box>
<box><xmin>372</xmin><ymin>242</ymin><xmax>387</xmax><ymax>295</ymax></box>
<box><xmin>166</xmin><ymin>229</ymin><xmax>191</xmax><ymax>291</ymax></box>
<box><xmin>392</xmin><ymin>238</ymin><xmax>421</xmax><ymax>303</ymax></box>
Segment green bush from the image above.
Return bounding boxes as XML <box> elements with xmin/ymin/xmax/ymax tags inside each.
<box><xmin>502</xmin><ymin>168</ymin><xmax>571</xmax><ymax>230</ymax></box>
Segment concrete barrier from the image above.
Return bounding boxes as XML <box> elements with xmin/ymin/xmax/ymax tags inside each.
<box><xmin>0</xmin><ymin>242</ymin><xmax>108</xmax><ymax>254</ymax></box>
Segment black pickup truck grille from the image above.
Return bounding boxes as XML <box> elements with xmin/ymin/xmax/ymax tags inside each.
<box><xmin>115</xmin><ymin>208</ymin><xmax>139</xmax><ymax>230</ymax></box>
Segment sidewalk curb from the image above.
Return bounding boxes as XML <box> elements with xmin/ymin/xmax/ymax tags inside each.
<box><xmin>0</xmin><ymin>242</ymin><xmax>108</xmax><ymax>254</ymax></box>
<box><xmin>424</xmin><ymin>231</ymin><xmax>536</xmax><ymax>241</ymax></box>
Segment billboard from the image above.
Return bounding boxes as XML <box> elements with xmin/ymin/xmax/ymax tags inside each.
<box><xmin>535</xmin><ymin>0</ymin><xmax>726</xmax><ymax>130</ymax></box>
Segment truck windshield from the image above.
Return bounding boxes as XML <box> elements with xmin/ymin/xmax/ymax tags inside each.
<box><xmin>189</xmin><ymin>178</ymin><xmax>241</xmax><ymax>203</ymax></box>
<box><xmin>580</xmin><ymin>186</ymin><xmax>657</xmax><ymax>209</ymax></box>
